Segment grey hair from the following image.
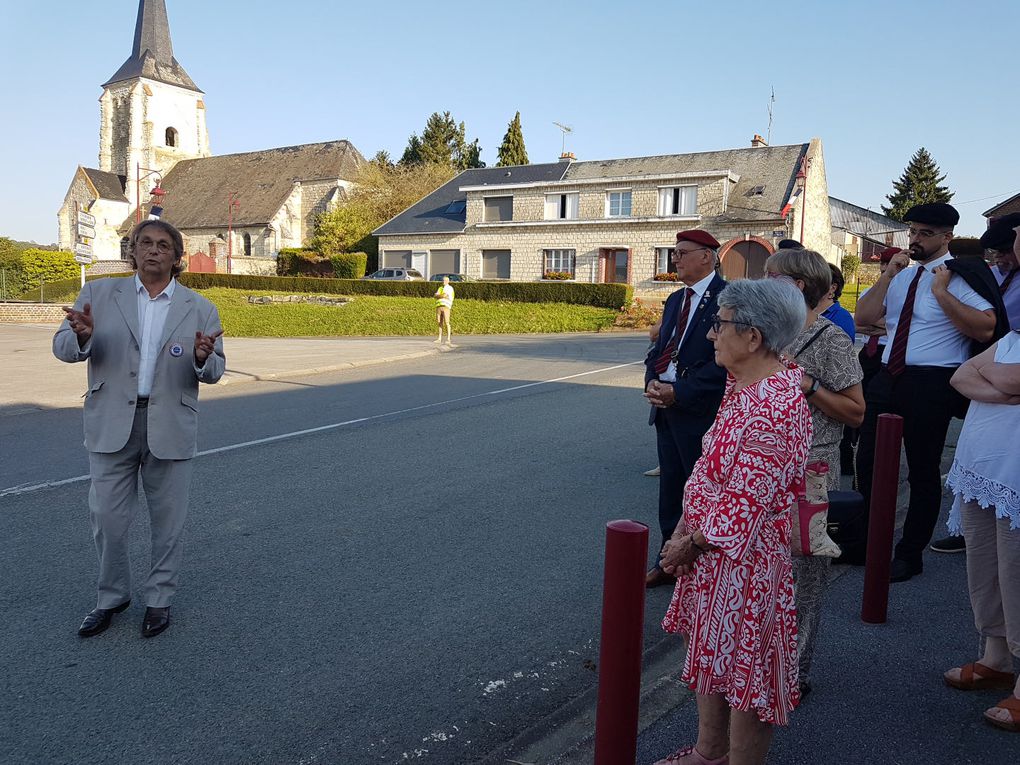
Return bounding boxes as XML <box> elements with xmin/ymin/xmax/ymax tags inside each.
<box><xmin>716</xmin><ymin>278</ymin><xmax>806</xmax><ymax>354</ymax></box>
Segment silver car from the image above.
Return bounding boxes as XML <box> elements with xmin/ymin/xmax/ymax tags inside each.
<box><xmin>361</xmin><ymin>268</ymin><xmax>426</xmax><ymax>281</ymax></box>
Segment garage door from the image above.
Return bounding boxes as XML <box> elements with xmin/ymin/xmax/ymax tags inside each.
<box><xmin>382</xmin><ymin>250</ymin><xmax>412</xmax><ymax>268</ymax></box>
<box><xmin>481</xmin><ymin>250</ymin><xmax>511</xmax><ymax>280</ymax></box>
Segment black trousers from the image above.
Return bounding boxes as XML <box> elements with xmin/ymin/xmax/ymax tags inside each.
<box><xmin>856</xmin><ymin>365</ymin><xmax>959</xmax><ymax>566</ymax></box>
<box><xmin>654</xmin><ymin>409</ymin><xmax>713</xmax><ymax>567</ymax></box>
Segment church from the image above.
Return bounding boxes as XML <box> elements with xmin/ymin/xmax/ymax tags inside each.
<box><xmin>57</xmin><ymin>0</ymin><xmax>364</xmax><ymax>274</ymax></box>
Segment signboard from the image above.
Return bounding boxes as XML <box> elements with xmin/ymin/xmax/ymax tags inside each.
<box><xmin>74</xmin><ymin>254</ymin><xmax>93</xmax><ymax>266</ymax></box>
<box><xmin>77</xmin><ymin>210</ymin><xmax>96</xmax><ymax>227</ymax></box>
<box><xmin>772</xmin><ymin>230</ymin><xmax>786</xmax><ymax>238</ymax></box>
<box><xmin>77</xmin><ymin>223</ymin><xmax>96</xmax><ymax>239</ymax></box>
<box><xmin>73</xmin><ymin>242</ymin><xmax>93</xmax><ymax>257</ymax></box>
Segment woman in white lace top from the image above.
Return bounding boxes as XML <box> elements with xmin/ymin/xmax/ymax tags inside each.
<box><xmin>943</xmin><ymin>330</ymin><xmax>1020</xmax><ymax>732</ymax></box>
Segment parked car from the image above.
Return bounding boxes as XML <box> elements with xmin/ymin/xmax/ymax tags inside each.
<box><xmin>361</xmin><ymin>268</ymin><xmax>425</xmax><ymax>281</ymax></box>
<box><xmin>429</xmin><ymin>273</ymin><xmax>471</xmax><ymax>282</ymax></box>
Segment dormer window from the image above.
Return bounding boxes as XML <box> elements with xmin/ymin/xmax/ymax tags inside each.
<box><xmin>165</xmin><ymin>127</ymin><xmax>178</xmax><ymax>147</ymax></box>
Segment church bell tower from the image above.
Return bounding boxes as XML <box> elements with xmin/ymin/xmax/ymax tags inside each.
<box><xmin>98</xmin><ymin>0</ymin><xmax>210</xmax><ymax>212</ymax></box>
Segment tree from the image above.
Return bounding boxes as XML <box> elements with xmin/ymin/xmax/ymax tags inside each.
<box><xmin>882</xmin><ymin>147</ymin><xmax>954</xmax><ymax>220</ymax></box>
<box><xmin>496</xmin><ymin>111</ymin><xmax>529</xmax><ymax>167</ymax></box>
<box><xmin>400</xmin><ymin>111</ymin><xmax>485</xmax><ymax>170</ymax></box>
<box><xmin>371</xmin><ymin>150</ymin><xmax>394</xmax><ymax>168</ymax></box>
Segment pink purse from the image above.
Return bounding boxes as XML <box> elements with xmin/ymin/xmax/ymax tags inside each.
<box><xmin>792</xmin><ymin>461</ymin><xmax>841</xmax><ymax>557</ymax></box>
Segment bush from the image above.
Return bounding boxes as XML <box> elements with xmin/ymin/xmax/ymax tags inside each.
<box><xmin>276</xmin><ymin>248</ymin><xmax>334</xmax><ymax>277</ymax></box>
<box><xmin>542</xmin><ymin>271</ymin><xmax>573</xmax><ymax>280</ymax></box>
<box><xmin>15</xmin><ymin>271</ymin><xmax>134</xmax><ymax>303</ymax></box>
<box><xmin>328</xmin><ymin>252</ymin><xmax>368</xmax><ymax>279</ymax></box>
<box><xmin>841</xmin><ymin>253</ymin><xmax>861</xmax><ymax>282</ymax></box>
<box><xmin>178</xmin><ymin>273</ymin><xmax>632</xmax><ymax>309</ymax></box>
<box><xmin>652</xmin><ymin>272</ymin><xmax>680</xmax><ymax>282</ymax></box>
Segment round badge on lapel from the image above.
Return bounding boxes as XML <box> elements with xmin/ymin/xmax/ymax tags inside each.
<box><xmin>169</xmin><ymin>343</ymin><xmax>184</xmax><ymax>358</ymax></box>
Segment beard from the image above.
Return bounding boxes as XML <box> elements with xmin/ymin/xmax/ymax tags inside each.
<box><xmin>908</xmin><ymin>244</ymin><xmax>927</xmax><ymax>261</ymax></box>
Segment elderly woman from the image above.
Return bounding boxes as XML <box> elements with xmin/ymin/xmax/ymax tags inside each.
<box><xmin>653</xmin><ymin>279</ymin><xmax>813</xmax><ymax>765</ymax></box>
<box><xmin>942</xmin><ymin>329</ymin><xmax>1020</xmax><ymax>732</ymax></box>
<box><xmin>766</xmin><ymin>248</ymin><xmax>865</xmax><ymax>697</ymax></box>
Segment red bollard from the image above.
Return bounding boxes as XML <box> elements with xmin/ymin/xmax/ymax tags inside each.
<box><xmin>861</xmin><ymin>413</ymin><xmax>904</xmax><ymax>624</ymax></box>
<box><xmin>594</xmin><ymin>519</ymin><xmax>649</xmax><ymax>765</ymax></box>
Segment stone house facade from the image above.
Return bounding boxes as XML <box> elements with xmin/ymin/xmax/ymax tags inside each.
<box><xmin>374</xmin><ymin>138</ymin><xmax>834</xmax><ymax>298</ymax></box>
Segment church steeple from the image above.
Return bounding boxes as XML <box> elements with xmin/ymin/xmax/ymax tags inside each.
<box><xmin>103</xmin><ymin>0</ymin><xmax>200</xmax><ymax>92</ymax></box>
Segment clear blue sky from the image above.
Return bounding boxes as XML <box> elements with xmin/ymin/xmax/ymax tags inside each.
<box><xmin>3</xmin><ymin>0</ymin><xmax>1018</xmax><ymax>243</ymax></box>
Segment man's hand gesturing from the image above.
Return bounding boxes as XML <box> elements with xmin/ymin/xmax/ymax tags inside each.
<box><xmin>62</xmin><ymin>303</ymin><xmax>94</xmax><ymax>344</ymax></box>
<box><xmin>194</xmin><ymin>329</ymin><xmax>224</xmax><ymax>365</ymax></box>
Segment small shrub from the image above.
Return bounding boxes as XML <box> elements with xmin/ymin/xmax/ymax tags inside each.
<box><xmin>543</xmin><ymin>271</ymin><xmax>573</xmax><ymax>280</ymax></box>
<box><xmin>329</xmin><ymin>252</ymin><xmax>368</xmax><ymax>280</ymax></box>
<box><xmin>841</xmin><ymin>253</ymin><xmax>861</xmax><ymax>282</ymax></box>
<box><xmin>653</xmin><ymin>272</ymin><xmax>679</xmax><ymax>282</ymax></box>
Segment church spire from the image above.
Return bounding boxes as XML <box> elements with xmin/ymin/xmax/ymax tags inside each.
<box><xmin>103</xmin><ymin>0</ymin><xmax>200</xmax><ymax>92</ymax></box>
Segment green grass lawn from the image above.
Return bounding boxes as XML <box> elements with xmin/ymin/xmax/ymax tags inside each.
<box><xmin>201</xmin><ymin>288</ymin><xmax>620</xmax><ymax>337</ymax></box>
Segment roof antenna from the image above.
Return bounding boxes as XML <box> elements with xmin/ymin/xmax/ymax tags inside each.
<box><xmin>553</xmin><ymin>121</ymin><xmax>573</xmax><ymax>156</ymax></box>
<box><xmin>766</xmin><ymin>87</ymin><xmax>775</xmax><ymax>145</ymax></box>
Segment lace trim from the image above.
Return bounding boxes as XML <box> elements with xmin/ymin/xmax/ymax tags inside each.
<box><xmin>945</xmin><ymin>462</ymin><xmax>1020</xmax><ymax>534</ymax></box>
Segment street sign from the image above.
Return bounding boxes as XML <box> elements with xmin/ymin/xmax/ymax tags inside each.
<box><xmin>77</xmin><ymin>210</ymin><xmax>96</xmax><ymax>227</ymax></box>
<box><xmin>77</xmin><ymin>223</ymin><xmax>96</xmax><ymax>239</ymax></box>
<box><xmin>74</xmin><ymin>255</ymin><xmax>93</xmax><ymax>266</ymax></box>
<box><xmin>73</xmin><ymin>243</ymin><xmax>93</xmax><ymax>257</ymax></box>
<box><xmin>773</xmin><ymin>230</ymin><xmax>786</xmax><ymax>238</ymax></box>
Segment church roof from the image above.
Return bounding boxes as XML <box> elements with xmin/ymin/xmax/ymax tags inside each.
<box><xmin>103</xmin><ymin>0</ymin><xmax>200</xmax><ymax>92</ymax></box>
<box><xmin>151</xmin><ymin>141</ymin><xmax>364</xmax><ymax>229</ymax></box>
<box><xmin>81</xmin><ymin>167</ymin><xmax>128</xmax><ymax>202</ymax></box>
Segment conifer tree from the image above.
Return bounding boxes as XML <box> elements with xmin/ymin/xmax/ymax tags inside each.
<box><xmin>496</xmin><ymin>111</ymin><xmax>529</xmax><ymax>167</ymax></box>
<box><xmin>882</xmin><ymin>147</ymin><xmax>954</xmax><ymax>220</ymax></box>
<box><xmin>400</xmin><ymin>112</ymin><xmax>484</xmax><ymax>169</ymax></box>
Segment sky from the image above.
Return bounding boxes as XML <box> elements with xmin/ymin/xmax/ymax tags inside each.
<box><xmin>2</xmin><ymin>0</ymin><xmax>1018</xmax><ymax>244</ymax></box>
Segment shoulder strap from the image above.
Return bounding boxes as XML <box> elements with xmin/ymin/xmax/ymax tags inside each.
<box><xmin>794</xmin><ymin>323</ymin><xmax>831</xmax><ymax>358</ymax></box>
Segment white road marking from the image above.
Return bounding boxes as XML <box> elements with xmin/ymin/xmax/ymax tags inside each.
<box><xmin>1</xmin><ymin>361</ymin><xmax>642</xmax><ymax>499</ymax></box>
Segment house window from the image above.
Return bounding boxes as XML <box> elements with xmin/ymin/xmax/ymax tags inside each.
<box><xmin>658</xmin><ymin>185</ymin><xmax>697</xmax><ymax>216</ymax></box>
<box><xmin>481</xmin><ymin>249</ymin><xmax>511</xmax><ymax>279</ymax></box>
<box><xmin>383</xmin><ymin>250</ymin><xmax>412</xmax><ymax>268</ymax></box>
<box><xmin>606</xmin><ymin>190</ymin><xmax>632</xmax><ymax>217</ymax></box>
<box><xmin>120</xmin><ymin>237</ymin><xmax>130</xmax><ymax>259</ymax></box>
<box><xmin>656</xmin><ymin>247</ymin><xmax>678</xmax><ymax>275</ymax></box>
<box><xmin>208</xmin><ymin>240</ymin><xmax>218</xmax><ymax>258</ymax></box>
<box><xmin>165</xmin><ymin>127</ymin><xmax>178</xmax><ymax>147</ymax></box>
<box><xmin>544</xmin><ymin>193</ymin><xmax>579</xmax><ymax>220</ymax></box>
<box><xmin>243</xmin><ymin>233</ymin><xmax>252</xmax><ymax>257</ymax></box>
<box><xmin>430</xmin><ymin>249</ymin><xmax>459</xmax><ymax>275</ymax></box>
<box><xmin>483</xmin><ymin>196</ymin><xmax>513</xmax><ymax>222</ymax></box>
<box><xmin>544</xmin><ymin>249</ymin><xmax>576</xmax><ymax>278</ymax></box>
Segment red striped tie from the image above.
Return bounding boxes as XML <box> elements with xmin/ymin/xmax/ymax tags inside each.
<box><xmin>886</xmin><ymin>267</ymin><xmax>924</xmax><ymax>377</ymax></box>
<box><xmin>654</xmin><ymin>288</ymin><xmax>694</xmax><ymax>375</ymax></box>
<box><xmin>864</xmin><ymin>334</ymin><xmax>880</xmax><ymax>358</ymax></box>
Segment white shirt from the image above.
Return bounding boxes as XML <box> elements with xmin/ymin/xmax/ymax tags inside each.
<box><xmin>881</xmin><ymin>255</ymin><xmax>992</xmax><ymax>367</ymax></box>
<box><xmin>135</xmin><ymin>275</ymin><xmax>176</xmax><ymax>397</ymax></box>
<box><xmin>659</xmin><ymin>270</ymin><xmax>716</xmax><ymax>383</ymax></box>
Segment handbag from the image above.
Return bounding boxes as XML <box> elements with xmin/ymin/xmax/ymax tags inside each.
<box><xmin>791</xmin><ymin>461</ymin><xmax>842</xmax><ymax>557</ymax></box>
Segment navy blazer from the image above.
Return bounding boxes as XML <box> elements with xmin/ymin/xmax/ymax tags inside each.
<box><xmin>645</xmin><ymin>273</ymin><xmax>728</xmax><ymax>424</ymax></box>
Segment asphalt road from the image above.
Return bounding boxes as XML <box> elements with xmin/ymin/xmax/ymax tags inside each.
<box><xmin>1</xmin><ymin>333</ymin><xmax>680</xmax><ymax>764</ymax></box>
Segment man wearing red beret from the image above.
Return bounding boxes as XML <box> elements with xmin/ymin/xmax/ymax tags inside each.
<box><xmin>643</xmin><ymin>230</ymin><xmax>728</xmax><ymax>586</ymax></box>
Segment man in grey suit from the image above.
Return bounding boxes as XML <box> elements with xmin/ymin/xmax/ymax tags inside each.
<box><xmin>54</xmin><ymin>220</ymin><xmax>225</xmax><ymax>638</ymax></box>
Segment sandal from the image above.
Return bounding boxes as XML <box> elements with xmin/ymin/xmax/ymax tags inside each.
<box><xmin>652</xmin><ymin>745</ymin><xmax>729</xmax><ymax>765</ymax></box>
<box><xmin>944</xmin><ymin>662</ymin><xmax>1016</xmax><ymax>691</ymax></box>
<box><xmin>984</xmin><ymin>696</ymin><xmax>1020</xmax><ymax>732</ymax></box>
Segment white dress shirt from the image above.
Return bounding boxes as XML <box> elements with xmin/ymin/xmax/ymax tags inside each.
<box><xmin>881</xmin><ymin>255</ymin><xmax>992</xmax><ymax>367</ymax></box>
<box><xmin>135</xmin><ymin>275</ymin><xmax>176</xmax><ymax>397</ymax></box>
<box><xmin>659</xmin><ymin>270</ymin><xmax>716</xmax><ymax>383</ymax></box>
<box><xmin>995</xmin><ymin>265</ymin><xmax>1020</xmax><ymax>330</ymax></box>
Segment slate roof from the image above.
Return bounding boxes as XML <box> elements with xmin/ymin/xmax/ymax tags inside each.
<box><xmin>373</xmin><ymin>163</ymin><xmax>568</xmax><ymax>236</ymax></box>
<box><xmin>146</xmin><ymin>141</ymin><xmax>364</xmax><ymax>229</ymax></box>
<box><xmin>375</xmin><ymin>144</ymin><xmax>810</xmax><ymax>236</ymax></box>
<box><xmin>104</xmin><ymin>0</ymin><xmax>200</xmax><ymax>91</ymax></box>
<box><xmin>829</xmin><ymin>196</ymin><xmax>909</xmax><ymax>247</ymax></box>
<box><xmin>984</xmin><ymin>192</ymin><xmax>1020</xmax><ymax>219</ymax></box>
<box><xmin>81</xmin><ymin>168</ymin><xmax>128</xmax><ymax>202</ymax></box>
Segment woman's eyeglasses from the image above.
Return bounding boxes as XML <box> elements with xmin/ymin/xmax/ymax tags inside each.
<box><xmin>710</xmin><ymin>314</ymin><xmax>756</xmax><ymax>334</ymax></box>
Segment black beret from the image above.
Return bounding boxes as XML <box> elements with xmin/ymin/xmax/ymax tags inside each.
<box><xmin>903</xmin><ymin>202</ymin><xmax>959</xmax><ymax>227</ymax></box>
<box><xmin>777</xmin><ymin>238</ymin><xmax>803</xmax><ymax>249</ymax></box>
<box><xmin>980</xmin><ymin>212</ymin><xmax>1020</xmax><ymax>251</ymax></box>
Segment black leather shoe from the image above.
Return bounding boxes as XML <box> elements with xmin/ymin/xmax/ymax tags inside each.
<box><xmin>890</xmin><ymin>559</ymin><xmax>923</xmax><ymax>583</ymax></box>
<box><xmin>78</xmin><ymin>600</ymin><xmax>130</xmax><ymax>637</ymax></box>
<box><xmin>930</xmin><ymin>534</ymin><xmax>966</xmax><ymax>554</ymax></box>
<box><xmin>142</xmin><ymin>606</ymin><xmax>171</xmax><ymax>638</ymax></box>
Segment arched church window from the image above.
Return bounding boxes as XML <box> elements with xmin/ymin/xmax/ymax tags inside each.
<box><xmin>166</xmin><ymin>127</ymin><xmax>178</xmax><ymax>147</ymax></box>
<box><xmin>120</xmin><ymin>237</ymin><xmax>130</xmax><ymax>259</ymax></box>
<box><xmin>243</xmin><ymin>233</ymin><xmax>252</xmax><ymax>257</ymax></box>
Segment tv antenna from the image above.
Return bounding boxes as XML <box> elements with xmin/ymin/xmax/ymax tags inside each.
<box><xmin>766</xmin><ymin>87</ymin><xmax>775</xmax><ymax>145</ymax></box>
<box><xmin>553</xmin><ymin>121</ymin><xmax>573</xmax><ymax>155</ymax></box>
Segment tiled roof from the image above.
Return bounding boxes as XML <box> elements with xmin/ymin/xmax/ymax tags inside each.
<box><xmin>82</xmin><ymin>168</ymin><xmax>128</xmax><ymax>202</ymax></box>
<box><xmin>829</xmin><ymin>196</ymin><xmax>909</xmax><ymax>247</ymax></box>
<box><xmin>104</xmin><ymin>0</ymin><xmax>200</xmax><ymax>91</ymax></box>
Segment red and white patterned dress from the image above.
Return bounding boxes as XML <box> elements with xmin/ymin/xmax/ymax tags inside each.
<box><xmin>662</xmin><ymin>364</ymin><xmax>812</xmax><ymax>725</ymax></box>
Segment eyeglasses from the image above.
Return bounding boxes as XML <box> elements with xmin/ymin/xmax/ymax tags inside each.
<box><xmin>137</xmin><ymin>237</ymin><xmax>173</xmax><ymax>254</ymax></box>
<box><xmin>907</xmin><ymin>227</ymin><xmax>946</xmax><ymax>239</ymax></box>
<box><xmin>672</xmin><ymin>246</ymin><xmax>707</xmax><ymax>259</ymax></box>
<box><xmin>710</xmin><ymin>314</ymin><xmax>756</xmax><ymax>333</ymax></box>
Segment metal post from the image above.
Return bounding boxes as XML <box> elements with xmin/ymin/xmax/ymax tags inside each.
<box><xmin>861</xmin><ymin>413</ymin><xmax>904</xmax><ymax>624</ymax></box>
<box><xmin>594</xmin><ymin>519</ymin><xmax>649</xmax><ymax>765</ymax></box>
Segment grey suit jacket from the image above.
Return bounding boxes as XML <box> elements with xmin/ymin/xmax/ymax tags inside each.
<box><xmin>53</xmin><ymin>277</ymin><xmax>225</xmax><ymax>459</ymax></box>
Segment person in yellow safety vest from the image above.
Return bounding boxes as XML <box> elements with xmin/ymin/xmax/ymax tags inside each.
<box><xmin>434</xmin><ymin>276</ymin><xmax>455</xmax><ymax>346</ymax></box>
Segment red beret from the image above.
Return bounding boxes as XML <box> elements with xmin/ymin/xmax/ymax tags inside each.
<box><xmin>675</xmin><ymin>229</ymin><xmax>721</xmax><ymax>249</ymax></box>
<box><xmin>879</xmin><ymin>247</ymin><xmax>901</xmax><ymax>263</ymax></box>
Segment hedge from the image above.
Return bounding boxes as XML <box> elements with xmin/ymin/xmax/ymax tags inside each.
<box><xmin>14</xmin><ymin>271</ymin><xmax>135</xmax><ymax>302</ymax></box>
<box><xmin>328</xmin><ymin>252</ymin><xmax>368</xmax><ymax>279</ymax></box>
<box><xmin>176</xmin><ymin>273</ymin><xmax>632</xmax><ymax>308</ymax></box>
<box><xmin>277</xmin><ymin>249</ymin><xmax>368</xmax><ymax>280</ymax></box>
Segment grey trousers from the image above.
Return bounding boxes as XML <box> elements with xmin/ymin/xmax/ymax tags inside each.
<box><xmin>961</xmin><ymin>500</ymin><xmax>1020</xmax><ymax>658</ymax></box>
<box><xmin>88</xmin><ymin>406</ymin><xmax>194</xmax><ymax>609</ymax></box>
<box><xmin>793</xmin><ymin>555</ymin><xmax>831</xmax><ymax>685</ymax></box>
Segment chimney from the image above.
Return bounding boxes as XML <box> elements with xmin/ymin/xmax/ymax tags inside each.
<box><xmin>559</xmin><ymin>152</ymin><xmax>576</xmax><ymax>162</ymax></box>
<box><xmin>751</xmin><ymin>134</ymin><xmax>768</xmax><ymax>148</ymax></box>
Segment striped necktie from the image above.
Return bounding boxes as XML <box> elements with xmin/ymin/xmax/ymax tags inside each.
<box><xmin>886</xmin><ymin>267</ymin><xmax>924</xmax><ymax>377</ymax></box>
<box><xmin>654</xmin><ymin>288</ymin><xmax>694</xmax><ymax>375</ymax></box>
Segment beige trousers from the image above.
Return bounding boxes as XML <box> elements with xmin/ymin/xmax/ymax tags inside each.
<box><xmin>960</xmin><ymin>500</ymin><xmax>1020</xmax><ymax>657</ymax></box>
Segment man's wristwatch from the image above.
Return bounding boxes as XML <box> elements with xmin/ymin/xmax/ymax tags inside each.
<box><xmin>805</xmin><ymin>376</ymin><xmax>821</xmax><ymax>398</ymax></box>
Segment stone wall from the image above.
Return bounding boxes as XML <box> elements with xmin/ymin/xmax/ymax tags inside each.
<box><xmin>0</xmin><ymin>303</ymin><xmax>66</xmax><ymax>324</ymax></box>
